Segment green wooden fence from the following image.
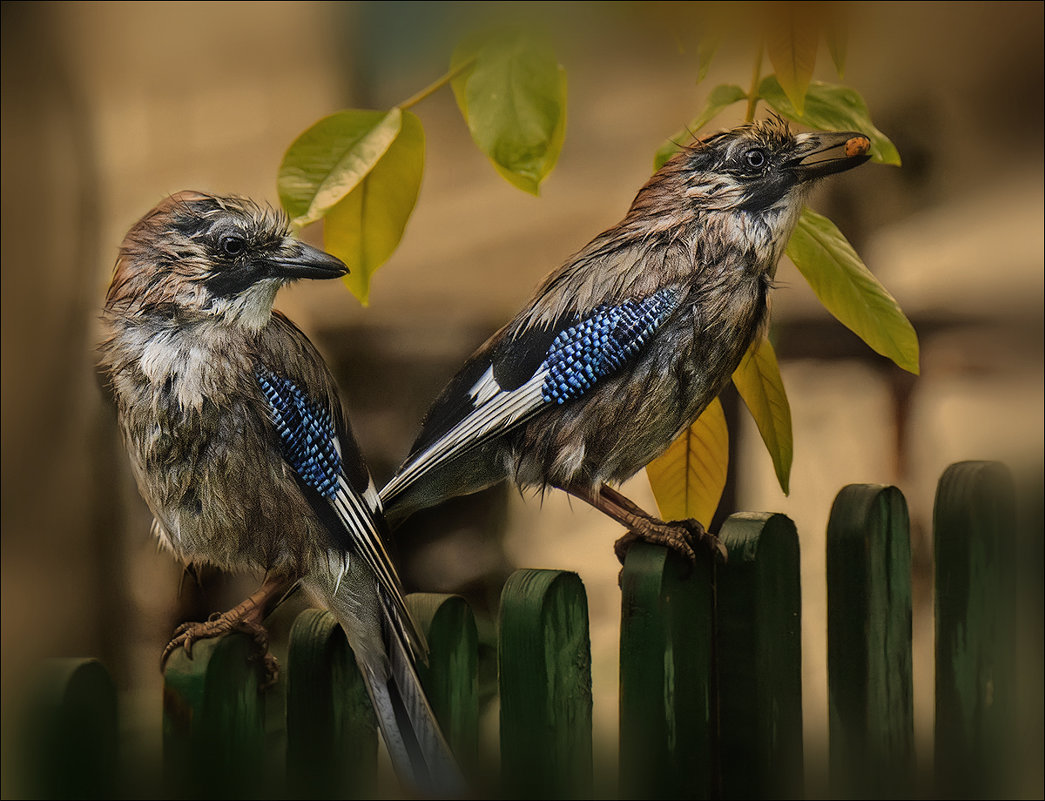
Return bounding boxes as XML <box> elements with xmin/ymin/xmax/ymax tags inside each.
<box><xmin>16</xmin><ymin>461</ymin><xmax>1040</xmax><ymax>798</ymax></box>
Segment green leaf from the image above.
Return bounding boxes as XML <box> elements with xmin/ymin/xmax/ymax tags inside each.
<box><xmin>786</xmin><ymin>207</ymin><xmax>919</xmax><ymax>374</ymax></box>
<box><xmin>645</xmin><ymin>398</ymin><xmax>728</xmax><ymax>528</ymax></box>
<box><xmin>696</xmin><ymin>34</ymin><xmax>720</xmax><ymax>83</ymax></box>
<box><xmin>451</xmin><ymin>29</ymin><xmax>565</xmax><ymax>194</ymax></box>
<box><xmin>759</xmin><ymin>76</ymin><xmax>901</xmax><ymax>165</ymax></box>
<box><xmin>488</xmin><ymin>66</ymin><xmax>566</xmax><ymax>194</ymax></box>
<box><xmin>732</xmin><ymin>336</ymin><xmax>792</xmax><ymax>494</ymax></box>
<box><xmin>764</xmin><ymin>11</ymin><xmax>818</xmax><ymax>115</ymax></box>
<box><xmin>653</xmin><ymin>84</ymin><xmax>747</xmax><ymax>171</ymax></box>
<box><xmin>322</xmin><ymin>111</ymin><xmax>425</xmax><ymax>305</ymax></box>
<box><xmin>278</xmin><ymin>109</ymin><xmax>403</xmax><ymax>227</ymax></box>
<box><xmin>825</xmin><ymin>23</ymin><xmax>847</xmax><ymax>78</ymax></box>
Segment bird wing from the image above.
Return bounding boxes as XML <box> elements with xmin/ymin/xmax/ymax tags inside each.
<box><xmin>255</xmin><ymin>363</ymin><xmax>423</xmax><ymax>657</ymax></box>
<box><xmin>381</xmin><ymin>284</ymin><xmax>684</xmax><ymax>504</ymax></box>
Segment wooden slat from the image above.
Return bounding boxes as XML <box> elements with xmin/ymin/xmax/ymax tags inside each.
<box><xmin>619</xmin><ymin>542</ymin><xmax>715</xmax><ymax>799</ymax></box>
<box><xmin>285</xmin><ymin>609</ymin><xmax>376</xmax><ymax>799</ymax></box>
<box><xmin>24</xmin><ymin>658</ymin><xmax>118</xmax><ymax>799</ymax></box>
<box><xmin>717</xmin><ymin>512</ymin><xmax>804</xmax><ymax>799</ymax></box>
<box><xmin>827</xmin><ymin>484</ymin><xmax>914</xmax><ymax>798</ymax></box>
<box><xmin>934</xmin><ymin>461</ymin><xmax>1015</xmax><ymax>798</ymax></box>
<box><xmin>163</xmin><ymin>634</ymin><xmax>267</xmax><ymax>798</ymax></box>
<box><xmin>499</xmin><ymin>569</ymin><xmax>592</xmax><ymax>799</ymax></box>
<box><xmin>406</xmin><ymin>593</ymin><xmax>480</xmax><ymax>773</ymax></box>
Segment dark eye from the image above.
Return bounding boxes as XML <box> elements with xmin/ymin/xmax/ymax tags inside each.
<box><xmin>744</xmin><ymin>148</ymin><xmax>767</xmax><ymax>170</ymax></box>
<box><xmin>219</xmin><ymin>234</ymin><xmax>246</xmax><ymax>257</ymax></box>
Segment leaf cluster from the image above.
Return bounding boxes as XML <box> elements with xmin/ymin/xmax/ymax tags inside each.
<box><xmin>278</xmin><ymin>28</ymin><xmax>565</xmax><ymax>304</ymax></box>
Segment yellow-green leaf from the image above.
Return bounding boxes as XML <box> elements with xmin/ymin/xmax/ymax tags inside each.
<box><xmin>732</xmin><ymin>337</ymin><xmax>792</xmax><ymax>494</ymax></box>
<box><xmin>759</xmin><ymin>77</ymin><xmax>901</xmax><ymax>166</ymax></box>
<box><xmin>645</xmin><ymin>398</ymin><xmax>728</xmax><ymax>528</ymax></box>
<box><xmin>787</xmin><ymin>207</ymin><xmax>919</xmax><ymax>374</ymax></box>
<box><xmin>653</xmin><ymin>84</ymin><xmax>746</xmax><ymax>171</ymax></box>
<box><xmin>825</xmin><ymin>20</ymin><xmax>847</xmax><ymax>78</ymax></box>
<box><xmin>278</xmin><ymin>109</ymin><xmax>402</xmax><ymax>227</ymax></box>
<box><xmin>696</xmin><ymin>34</ymin><xmax>720</xmax><ymax>83</ymax></box>
<box><xmin>322</xmin><ymin>111</ymin><xmax>424</xmax><ymax>305</ymax></box>
<box><xmin>450</xmin><ymin>29</ymin><xmax>565</xmax><ymax>195</ymax></box>
<box><xmin>764</xmin><ymin>7</ymin><xmax>818</xmax><ymax>116</ymax></box>
<box><xmin>489</xmin><ymin>67</ymin><xmax>567</xmax><ymax>194</ymax></box>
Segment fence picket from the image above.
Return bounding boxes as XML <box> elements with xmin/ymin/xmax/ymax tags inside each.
<box><xmin>499</xmin><ymin>569</ymin><xmax>593</xmax><ymax>799</ymax></box>
<box><xmin>933</xmin><ymin>461</ymin><xmax>1015</xmax><ymax>798</ymax></box>
<box><xmin>717</xmin><ymin>512</ymin><xmax>804</xmax><ymax>800</ymax></box>
<box><xmin>406</xmin><ymin>593</ymin><xmax>480</xmax><ymax>773</ymax></box>
<box><xmin>827</xmin><ymin>484</ymin><xmax>914</xmax><ymax>798</ymax></box>
<box><xmin>163</xmin><ymin>633</ymin><xmax>267</xmax><ymax>798</ymax></box>
<box><xmin>18</xmin><ymin>459</ymin><xmax>1030</xmax><ymax>799</ymax></box>
<box><xmin>619</xmin><ymin>542</ymin><xmax>715</xmax><ymax>799</ymax></box>
<box><xmin>23</xmin><ymin>658</ymin><xmax>119</xmax><ymax>799</ymax></box>
<box><xmin>285</xmin><ymin>608</ymin><xmax>377</xmax><ymax>798</ymax></box>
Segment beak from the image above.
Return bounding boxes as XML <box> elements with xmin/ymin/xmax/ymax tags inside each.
<box><xmin>790</xmin><ymin>131</ymin><xmax>871</xmax><ymax>182</ymax></box>
<box><xmin>268</xmin><ymin>239</ymin><xmax>348</xmax><ymax>280</ymax></box>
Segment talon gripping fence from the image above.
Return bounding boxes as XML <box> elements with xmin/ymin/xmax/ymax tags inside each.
<box><xmin>17</xmin><ymin>461</ymin><xmax>1042</xmax><ymax>799</ymax></box>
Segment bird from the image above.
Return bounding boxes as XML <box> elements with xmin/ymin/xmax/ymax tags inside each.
<box><xmin>380</xmin><ymin>120</ymin><xmax>871</xmax><ymax>562</ymax></box>
<box><xmin>98</xmin><ymin>191</ymin><xmax>463</xmax><ymax>794</ymax></box>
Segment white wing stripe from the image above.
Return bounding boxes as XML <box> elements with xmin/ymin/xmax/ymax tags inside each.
<box><xmin>382</xmin><ymin>371</ymin><xmax>547</xmax><ymax>501</ymax></box>
<box><xmin>333</xmin><ymin>479</ymin><xmax>399</xmax><ymax>593</ymax></box>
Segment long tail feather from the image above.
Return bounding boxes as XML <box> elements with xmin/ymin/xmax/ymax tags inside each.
<box><xmin>303</xmin><ymin>566</ymin><xmax>465</xmax><ymax>796</ymax></box>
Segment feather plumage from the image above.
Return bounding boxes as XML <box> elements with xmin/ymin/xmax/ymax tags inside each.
<box><xmin>380</xmin><ymin>121</ymin><xmax>872</xmax><ymax>540</ymax></box>
<box><xmin>100</xmin><ymin>192</ymin><xmax>463</xmax><ymax>795</ymax></box>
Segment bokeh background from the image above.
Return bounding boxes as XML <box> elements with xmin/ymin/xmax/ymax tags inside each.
<box><xmin>2</xmin><ymin>1</ymin><xmax>1042</xmax><ymax>796</ymax></box>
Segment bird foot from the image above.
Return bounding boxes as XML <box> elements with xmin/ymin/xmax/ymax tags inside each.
<box><xmin>613</xmin><ymin>517</ymin><xmax>728</xmax><ymax>565</ymax></box>
<box><xmin>162</xmin><ymin>613</ymin><xmax>279</xmax><ymax>688</ymax></box>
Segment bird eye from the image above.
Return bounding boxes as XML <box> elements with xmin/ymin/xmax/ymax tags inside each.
<box><xmin>744</xmin><ymin>148</ymin><xmax>767</xmax><ymax>169</ymax></box>
<box><xmin>220</xmin><ymin>234</ymin><xmax>246</xmax><ymax>257</ymax></box>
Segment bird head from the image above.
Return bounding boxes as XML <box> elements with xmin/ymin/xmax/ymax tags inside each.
<box><xmin>667</xmin><ymin>119</ymin><xmax>870</xmax><ymax>211</ymax></box>
<box><xmin>632</xmin><ymin>119</ymin><xmax>870</xmax><ymax>266</ymax></box>
<box><xmin>106</xmin><ymin>191</ymin><xmax>347</xmax><ymax>331</ymax></box>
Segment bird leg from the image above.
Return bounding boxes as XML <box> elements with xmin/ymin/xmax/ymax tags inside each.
<box><xmin>162</xmin><ymin>572</ymin><xmax>292</xmax><ymax>685</ymax></box>
<box><xmin>572</xmin><ymin>483</ymin><xmax>727</xmax><ymax>565</ymax></box>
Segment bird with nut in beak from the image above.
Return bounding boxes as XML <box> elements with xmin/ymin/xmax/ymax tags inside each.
<box><xmin>380</xmin><ymin>120</ymin><xmax>872</xmax><ymax>562</ymax></box>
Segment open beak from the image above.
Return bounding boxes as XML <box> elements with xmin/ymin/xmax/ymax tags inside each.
<box><xmin>269</xmin><ymin>239</ymin><xmax>348</xmax><ymax>279</ymax></box>
<box><xmin>790</xmin><ymin>131</ymin><xmax>872</xmax><ymax>182</ymax></box>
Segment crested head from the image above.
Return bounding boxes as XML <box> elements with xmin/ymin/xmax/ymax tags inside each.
<box><xmin>653</xmin><ymin>118</ymin><xmax>870</xmax><ymax>213</ymax></box>
<box><xmin>624</xmin><ymin>119</ymin><xmax>870</xmax><ymax>270</ymax></box>
<box><xmin>105</xmin><ymin>191</ymin><xmax>346</xmax><ymax>332</ymax></box>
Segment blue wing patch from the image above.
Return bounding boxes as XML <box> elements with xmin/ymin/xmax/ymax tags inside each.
<box><xmin>256</xmin><ymin>366</ymin><xmax>342</xmax><ymax>499</ymax></box>
<box><xmin>381</xmin><ymin>285</ymin><xmax>683</xmax><ymax>505</ymax></box>
<box><xmin>541</xmin><ymin>286</ymin><xmax>681</xmax><ymax>404</ymax></box>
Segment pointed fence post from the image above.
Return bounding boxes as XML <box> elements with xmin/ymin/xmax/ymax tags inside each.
<box><xmin>717</xmin><ymin>512</ymin><xmax>804</xmax><ymax>800</ymax></box>
<box><xmin>619</xmin><ymin>542</ymin><xmax>715</xmax><ymax>799</ymax></box>
<box><xmin>406</xmin><ymin>593</ymin><xmax>480</xmax><ymax>774</ymax></box>
<box><xmin>285</xmin><ymin>609</ymin><xmax>377</xmax><ymax>799</ymax></box>
<box><xmin>499</xmin><ymin>569</ymin><xmax>592</xmax><ymax>799</ymax></box>
<box><xmin>163</xmin><ymin>634</ymin><xmax>267</xmax><ymax>798</ymax></box>
<box><xmin>934</xmin><ymin>461</ymin><xmax>1015</xmax><ymax>798</ymax></box>
<box><xmin>827</xmin><ymin>484</ymin><xmax>914</xmax><ymax>799</ymax></box>
<box><xmin>24</xmin><ymin>658</ymin><xmax>119</xmax><ymax>799</ymax></box>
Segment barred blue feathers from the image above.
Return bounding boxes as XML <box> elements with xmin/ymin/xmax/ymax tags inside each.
<box><xmin>256</xmin><ymin>366</ymin><xmax>342</xmax><ymax>499</ymax></box>
<box><xmin>541</xmin><ymin>287</ymin><xmax>682</xmax><ymax>404</ymax></box>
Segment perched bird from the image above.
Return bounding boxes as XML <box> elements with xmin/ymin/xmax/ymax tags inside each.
<box><xmin>99</xmin><ymin>191</ymin><xmax>462</xmax><ymax>794</ymax></box>
<box><xmin>381</xmin><ymin>121</ymin><xmax>871</xmax><ymax>560</ymax></box>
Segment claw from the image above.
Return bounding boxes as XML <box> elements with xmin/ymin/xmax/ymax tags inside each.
<box><xmin>613</xmin><ymin>517</ymin><xmax>728</xmax><ymax>566</ymax></box>
<box><xmin>161</xmin><ymin>615</ymin><xmax>279</xmax><ymax>686</ymax></box>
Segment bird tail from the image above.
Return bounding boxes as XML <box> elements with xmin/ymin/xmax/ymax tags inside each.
<box><xmin>303</xmin><ymin>564</ymin><xmax>464</xmax><ymax>796</ymax></box>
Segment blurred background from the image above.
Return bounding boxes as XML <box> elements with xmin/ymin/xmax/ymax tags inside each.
<box><xmin>2</xmin><ymin>1</ymin><xmax>1042</xmax><ymax>796</ymax></box>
